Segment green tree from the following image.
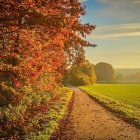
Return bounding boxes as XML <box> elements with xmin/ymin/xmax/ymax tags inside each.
<box><xmin>81</xmin><ymin>60</ymin><xmax>97</xmax><ymax>84</ymax></box>
<box><xmin>95</xmin><ymin>62</ymin><xmax>115</xmax><ymax>82</ymax></box>
<box><xmin>70</xmin><ymin>60</ymin><xmax>96</xmax><ymax>86</ymax></box>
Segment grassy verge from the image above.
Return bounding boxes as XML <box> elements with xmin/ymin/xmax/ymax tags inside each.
<box><xmin>27</xmin><ymin>87</ymin><xmax>73</xmax><ymax>140</ymax></box>
<box><xmin>0</xmin><ymin>86</ymin><xmax>73</xmax><ymax>140</ymax></box>
<box><xmin>79</xmin><ymin>85</ymin><xmax>140</xmax><ymax>128</ymax></box>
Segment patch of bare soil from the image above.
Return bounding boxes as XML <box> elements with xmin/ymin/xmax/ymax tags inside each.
<box><xmin>52</xmin><ymin>87</ymin><xmax>140</xmax><ymax>140</ymax></box>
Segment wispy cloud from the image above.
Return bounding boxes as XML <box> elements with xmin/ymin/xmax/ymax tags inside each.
<box><xmin>90</xmin><ymin>23</ymin><xmax>140</xmax><ymax>39</ymax></box>
<box><xmin>81</xmin><ymin>0</ymin><xmax>140</xmax><ymax>68</ymax></box>
<box><xmin>133</xmin><ymin>0</ymin><xmax>140</xmax><ymax>3</ymax></box>
<box><xmin>95</xmin><ymin>0</ymin><xmax>140</xmax><ymax>21</ymax></box>
<box><xmin>78</xmin><ymin>0</ymin><xmax>88</xmax><ymax>3</ymax></box>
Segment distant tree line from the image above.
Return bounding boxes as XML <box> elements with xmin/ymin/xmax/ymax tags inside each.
<box><xmin>65</xmin><ymin>61</ymin><xmax>115</xmax><ymax>86</ymax></box>
<box><xmin>116</xmin><ymin>69</ymin><xmax>140</xmax><ymax>82</ymax></box>
<box><xmin>65</xmin><ymin>61</ymin><xmax>140</xmax><ymax>86</ymax></box>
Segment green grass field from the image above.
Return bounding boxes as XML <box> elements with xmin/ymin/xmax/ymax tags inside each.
<box><xmin>80</xmin><ymin>84</ymin><xmax>140</xmax><ymax>127</ymax></box>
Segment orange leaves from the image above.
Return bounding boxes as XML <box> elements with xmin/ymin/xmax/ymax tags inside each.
<box><xmin>0</xmin><ymin>0</ymin><xmax>95</xmax><ymax>92</ymax></box>
<box><xmin>0</xmin><ymin>1</ymin><xmax>97</xmax><ymax>138</ymax></box>
<box><xmin>13</xmin><ymin>78</ymin><xmax>21</xmax><ymax>88</ymax></box>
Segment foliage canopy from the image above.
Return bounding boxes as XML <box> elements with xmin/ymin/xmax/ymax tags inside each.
<box><xmin>69</xmin><ymin>60</ymin><xmax>96</xmax><ymax>86</ymax></box>
<box><xmin>0</xmin><ymin>0</ymin><xmax>95</xmax><ymax>105</ymax></box>
<box><xmin>95</xmin><ymin>62</ymin><xmax>115</xmax><ymax>82</ymax></box>
<box><xmin>0</xmin><ymin>0</ymin><xmax>95</xmax><ymax>138</ymax></box>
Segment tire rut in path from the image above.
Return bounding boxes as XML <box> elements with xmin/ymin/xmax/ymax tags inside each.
<box><xmin>55</xmin><ymin>87</ymin><xmax>140</xmax><ymax>140</ymax></box>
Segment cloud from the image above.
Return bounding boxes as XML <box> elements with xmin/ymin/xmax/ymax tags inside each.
<box><xmin>78</xmin><ymin>0</ymin><xmax>88</xmax><ymax>3</ymax></box>
<box><xmin>94</xmin><ymin>0</ymin><xmax>140</xmax><ymax>21</ymax></box>
<box><xmin>89</xmin><ymin>23</ymin><xmax>140</xmax><ymax>39</ymax></box>
<box><xmin>133</xmin><ymin>0</ymin><xmax>140</xmax><ymax>3</ymax></box>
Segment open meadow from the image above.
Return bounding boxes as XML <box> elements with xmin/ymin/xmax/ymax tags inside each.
<box><xmin>80</xmin><ymin>84</ymin><xmax>140</xmax><ymax>127</ymax></box>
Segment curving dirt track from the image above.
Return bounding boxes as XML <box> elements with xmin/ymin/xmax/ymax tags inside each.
<box><xmin>53</xmin><ymin>87</ymin><xmax>140</xmax><ymax>140</ymax></box>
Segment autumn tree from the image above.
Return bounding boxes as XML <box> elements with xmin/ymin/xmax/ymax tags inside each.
<box><xmin>0</xmin><ymin>0</ymin><xmax>95</xmax><ymax>104</ymax></box>
<box><xmin>69</xmin><ymin>60</ymin><xmax>96</xmax><ymax>86</ymax></box>
<box><xmin>0</xmin><ymin>0</ymin><xmax>95</xmax><ymax>138</ymax></box>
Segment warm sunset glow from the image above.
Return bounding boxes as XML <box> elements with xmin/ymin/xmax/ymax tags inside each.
<box><xmin>80</xmin><ymin>0</ymin><xmax>140</xmax><ymax>68</ymax></box>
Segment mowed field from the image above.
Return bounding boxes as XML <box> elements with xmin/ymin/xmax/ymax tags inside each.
<box><xmin>80</xmin><ymin>84</ymin><xmax>140</xmax><ymax>127</ymax></box>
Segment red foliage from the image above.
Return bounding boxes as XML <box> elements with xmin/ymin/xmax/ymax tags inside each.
<box><xmin>12</xmin><ymin>78</ymin><xmax>21</xmax><ymax>88</ymax></box>
<box><xmin>0</xmin><ymin>0</ymin><xmax>95</xmax><ymax>98</ymax></box>
<box><xmin>0</xmin><ymin>1</ymin><xmax>96</xmax><ymax>137</ymax></box>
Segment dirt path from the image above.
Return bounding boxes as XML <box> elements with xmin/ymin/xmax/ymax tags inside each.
<box><xmin>54</xmin><ymin>87</ymin><xmax>140</xmax><ymax>140</ymax></box>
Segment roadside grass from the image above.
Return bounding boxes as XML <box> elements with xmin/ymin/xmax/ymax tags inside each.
<box><xmin>0</xmin><ymin>87</ymin><xmax>73</xmax><ymax>140</ymax></box>
<box><xmin>27</xmin><ymin>87</ymin><xmax>73</xmax><ymax>140</ymax></box>
<box><xmin>79</xmin><ymin>84</ymin><xmax>140</xmax><ymax>127</ymax></box>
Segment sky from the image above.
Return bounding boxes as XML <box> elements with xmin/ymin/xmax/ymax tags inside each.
<box><xmin>79</xmin><ymin>0</ymin><xmax>140</xmax><ymax>68</ymax></box>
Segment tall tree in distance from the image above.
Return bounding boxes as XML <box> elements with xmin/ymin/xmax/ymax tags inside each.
<box><xmin>95</xmin><ymin>62</ymin><xmax>115</xmax><ymax>82</ymax></box>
